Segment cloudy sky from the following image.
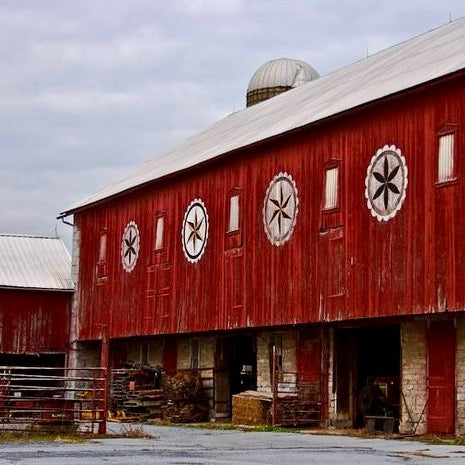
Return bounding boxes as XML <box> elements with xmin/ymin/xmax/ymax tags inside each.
<box><xmin>2</xmin><ymin>0</ymin><xmax>465</xmax><ymax>251</ymax></box>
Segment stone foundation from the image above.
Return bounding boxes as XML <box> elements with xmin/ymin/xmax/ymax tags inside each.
<box><xmin>399</xmin><ymin>321</ymin><xmax>428</xmax><ymax>434</ymax></box>
<box><xmin>456</xmin><ymin>315</ymin><xmax>465</xmax><ymax>435</ymax></box>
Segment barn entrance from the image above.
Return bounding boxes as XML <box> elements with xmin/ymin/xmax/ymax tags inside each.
<box><xmin>427</xmin><ymin>320</ymin><xmax>455</xmax><ymax>434</ymax></box>
<box><xmin>214</xmin><ymin>335</ymin><xmax>256</xmax><ymax>418</ymax></box>
<box><xmin>335</xmin><ymin>325</ymin><xmax>400</xmax><ymax>429</ymax></box>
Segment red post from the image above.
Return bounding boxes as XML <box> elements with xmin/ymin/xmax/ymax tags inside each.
<box><xmin>98</xmin><ymin>325</ymin><xmax>109</xmax><ymax>435</ymax></box>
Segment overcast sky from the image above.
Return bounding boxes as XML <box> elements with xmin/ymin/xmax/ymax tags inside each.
<box><xmin>2</xmin><ymin>0</ymin><xmax>465</xmax><ymax>251</ymax></box>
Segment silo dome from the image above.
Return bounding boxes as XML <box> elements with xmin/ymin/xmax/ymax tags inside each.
<box><xmin>246</xmin><ymin>58</ymin><xmax>319</xmax><ymax>107</ymax></box>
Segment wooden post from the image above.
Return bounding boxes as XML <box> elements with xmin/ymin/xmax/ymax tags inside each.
<box><xmin>98</xmin><ymin>325</ymin><xmax>109</xmax><ymax>435</ymax></box>
<box><xmin>271</xmin><ymin>345</ymin><xmax>278</xmax><ymax>426</ymax></box>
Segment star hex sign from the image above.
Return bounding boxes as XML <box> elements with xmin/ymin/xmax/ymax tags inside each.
<box><xmin>365</xmin><ymin>145</ymin><xmax>408</xmax><ymax>222</ymax></box>
<box><xmin>268</xmin><ymin>183</ymin><xmax>293</xmax><ymax>235</ymax></box>
<box><xmin>187</xmin><ymin>210</ymin><xmax>204</xmax><ymax>251</ymax></box>
<box><xmin>263</xmin><ymin>172</ymin><xmax>298</xmax><ymax>246</ymax></box>
<box><xmin>182</xmin><ymin>198</ymin><xmax>209</xmax><ymax>263</ymax></box>
<box><xmin>121</xmin><ymin>221</ymin><xmax>140</xmax><ymax>272</ymax></box>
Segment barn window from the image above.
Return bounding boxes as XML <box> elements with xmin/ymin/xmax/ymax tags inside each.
<box><xmin>228</xmin><ymin>193</ymin><xmax>240</xmax><ymax>232</ymax></box>
<box><xmin>225</xmin><ymin>188</ymin><xmax>242</xmax><ymax>249</ymax></box>
<box><xmin>438</xmin><ymin>133</ymin><xmax>455</xmax><ymax>183</ymax></box>
<box><xmin>154</xmin><ymin>212</ymin><xmax>166</xmax><ymax>251</ymax></box>
<box><xmin>96</xmin><ymin>230</ymin><xmax>108</xmax><ymax>279</ymax></box>
<box><xmin>324</xmin><ymin>166</ymin><xmax>339</xmax><ymax>210</ymax></box>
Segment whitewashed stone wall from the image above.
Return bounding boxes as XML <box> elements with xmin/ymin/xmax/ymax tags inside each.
<box><xmin>456</xmin><ymin>315</ymin><xmax>465</xmax><ymax>435</ymax></box>
<box><xmin>326</xmin><ymin>327</ymin><xmax>337</xmax><ymax>426</ymax></box>
<box><xmin>256</xmin><ymin>331</ymin><xmax>297</xmax><ymax>392</ymax></box>
<box><xmin>400</xmin><ymin>321</ymin><xmax>428</xmax><ymax>434</ymax></box>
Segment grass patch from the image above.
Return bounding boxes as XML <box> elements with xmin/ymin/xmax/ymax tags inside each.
<box><xmin>248</xmin><ymin>425</ymin><xmax>294</xmax><ymax>433</ymax></box>
<box><xmin>0</xmin><ymin>432</ymin><xmax>88</xmax><ymax>443</ymax></box>
<box><xmin>418</xmin><ymin>435</ymin><xmax>465</xmax><ymax>446</ymax></box>
<box><xmin>0</xmin><ymin>424</ymin><xmax>156</xmax><ymax>442</ymax></box>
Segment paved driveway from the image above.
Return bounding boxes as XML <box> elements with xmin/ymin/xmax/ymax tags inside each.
<box><xmin>0</xmin><ymin>424</ymin><xmax>464</xmax><ymax>464</ymax></box>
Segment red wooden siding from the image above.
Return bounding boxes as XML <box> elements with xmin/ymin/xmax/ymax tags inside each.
<box><xmin>74</xmin><ymin>74</ymin><xmax>465</xmax><ymax>341</ymax></box>
<box><xmin>427</xmin><ymin>320</ymin><xmax>455</xmax><ymax>433</ymax></box>
<box><xmin>0</xmin><ymin>289</ymin><xmax>70</xmax><ymax>354</ymax></box>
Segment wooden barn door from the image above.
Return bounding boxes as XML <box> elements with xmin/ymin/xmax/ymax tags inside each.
<box><xmin>427</xmin><ymin>320</ymin><xmax>455</xmax><ymax>434</ymax></box>
<box><xmin>297</xmin><ymin>330</ymin><xmax>322</xmax><ymax>384</ymax></box>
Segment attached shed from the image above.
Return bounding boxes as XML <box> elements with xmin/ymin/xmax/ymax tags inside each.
<box><xmin>0</xmin><ymin>234</ymin><xmax>73</xmax><ymax>363</ymax></box>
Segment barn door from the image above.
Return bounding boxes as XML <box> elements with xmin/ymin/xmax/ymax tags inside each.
<box><xmin>427</xmin><ymin>320</ymin><xmax>455</xmax><ymax>434</ymax></box>
<box><xmin>214</xmin><ymin>337</ymin><xmax>231</xmax><ymax>417</ymax></box>
<box><xmin>297</xmin><ymin>330</ymin><xmax>322</xmax><ymax>384</ymax></box>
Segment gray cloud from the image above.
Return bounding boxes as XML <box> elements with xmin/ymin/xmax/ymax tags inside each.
<box><xmin>1</xmin><ymin>0</ymin><xmax>465</xmax><ymax>250</ymax></box>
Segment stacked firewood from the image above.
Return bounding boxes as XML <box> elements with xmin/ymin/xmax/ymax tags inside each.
<box><xmin>161</xmin><ymin>371</ymin><xmax>208</xmax><ymax>423</ymax></box>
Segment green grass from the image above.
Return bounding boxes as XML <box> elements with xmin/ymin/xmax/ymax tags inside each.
<box><xmin>419</xmin><ymin>435</ymin><xmax>465</xmax><ymax>446</ymax></box>
<box><xmin>0</xmin><ymin>432</ymin><xmax>88</xmax><ymax>443</ymax></box>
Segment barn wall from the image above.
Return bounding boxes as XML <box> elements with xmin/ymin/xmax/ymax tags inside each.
<box><xmin>456</xmin><ymin>315</ymin><xmax>465</xmax><ymax>435</ymax></box>
<box><xmin>399</xmin><ymin>321</ymin><xmax>428</xmax><ymax>434</ymax></box>
<box><xmin>74</xmin><ymin>75</ymin><xmax>465</xmax><ymax>341</ymax></box>
<box><xmin>0</xmin><ymin>288</ymin><xmax>70</xmax><ymax>354</ymax></box>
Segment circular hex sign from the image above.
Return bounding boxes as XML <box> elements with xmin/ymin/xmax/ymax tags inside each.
<box><xmin>182</xmin><ymin>198</ymin><xmax>209</xmax><ymax>263</ymax></box>
<box><xmin>365</xmin><ymin>145</ymin><xmax>408</xmax><ymax>222</ymax></box>
<box><xmin>263</xmin><ymin>172</ymin><xmax>299</xmax><ymax>246</ymax></box>
<box><xmin>121</xmin><ymin>221</ymin><xmax>140</xmax><ymax>273</ymax></box>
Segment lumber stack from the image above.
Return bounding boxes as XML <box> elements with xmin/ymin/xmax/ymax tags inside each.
<box><xmin>110</xmin><ymin>366</ymin><xmax>163</xmax><ymax>421</ymax></box>
<box><xmin>232</xmin><ymin>391</ymin><xmax>272</xmax><ymax>426</ymax></box>
<box><xmin>161</xmin><ymin>371</ymin><xmax>208</xmax><ymax>423</ymax></box>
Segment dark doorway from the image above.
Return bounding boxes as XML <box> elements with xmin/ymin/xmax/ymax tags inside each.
<box><xmin>214</xmin><ymin>334</ymin><xmax>256</xmax><ymax>417</ymax></box>
<box><xmin>336</xmin><ymin>325</ymin><xmax>400</xmax><ymax>428</ymax></box>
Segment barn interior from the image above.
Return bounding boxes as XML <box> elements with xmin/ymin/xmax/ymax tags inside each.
<box><xmin>335</xmin><ymin>325</ymin><xmax>400</xmax><ymax>430</ymax></box>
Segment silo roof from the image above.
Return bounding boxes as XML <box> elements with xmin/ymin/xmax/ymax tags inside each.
<box><xmin>247</xmin><ymin>58</ymin><xmax>320</xmax><ymax>92</ymax></box>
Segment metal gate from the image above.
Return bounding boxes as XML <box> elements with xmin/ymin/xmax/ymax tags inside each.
<box><xmin>0</xmin><ymin>366</ymin><xmax>107</xmax><ymax>433</ymax></box>
<box><xmin>271</xmin><ymin>347</ymin><xmax>323</xmax><ymax>427</ymax></box>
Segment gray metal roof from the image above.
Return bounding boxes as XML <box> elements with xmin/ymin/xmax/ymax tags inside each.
<box><xmin>63</xmin><ymin>17</ymin><xmax>465</xmax><ymax>215</ymax></box>
<box><xmin>0</xmin><ymin>235</ymin><xmax>74</xmax><ymax>291</ymax></box>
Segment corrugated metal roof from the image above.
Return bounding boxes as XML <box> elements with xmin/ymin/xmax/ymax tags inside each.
<box><xmin>63</xmin><ymin>17</ymin><xmax>465</xmax><ymax>215</ymax></box>
<box><xmin>0</xmin><ymin>235</ymin><xmax>74</xmax><ymax>291</ymax></box>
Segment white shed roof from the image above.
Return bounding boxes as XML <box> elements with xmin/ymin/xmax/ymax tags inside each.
<box><xmin>0</xmin><ymin>235</ymin><xmax>73</xmax><ymax>291</ymax></box>
<box><xmin>63</xmin><ymin>16</ymin><xmax>465</xmax><ymax>215</ymax></box>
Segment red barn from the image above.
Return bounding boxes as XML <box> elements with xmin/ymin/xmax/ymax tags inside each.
<box><xmin>61</xmin><ymin>18</ymin><xmax>465</xmax><ymax>434</ymax></box>
<box><xmin>0</xmin><ymin>234</ymin><xmax>73</xmax><ymax>366</ymax></box>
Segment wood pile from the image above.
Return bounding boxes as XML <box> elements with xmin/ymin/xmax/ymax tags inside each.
<box><xmin>110</xmin><ymin>367</ymin><xmax>163</xmax><ymax>421</ymax></box>
<box><xmin>161</xmin><ymin>371</ymin><xmax>208</xmax><ymax>423</ymax></box>
<box><xmin>232</xmin><ymin>391</ymin><xmax>272</xmax><ymax>426</ymax></box>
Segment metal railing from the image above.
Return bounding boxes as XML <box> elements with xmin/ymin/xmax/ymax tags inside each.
<box><xmin>271</xmin><ymin>347</ymin><xmax>324</xmax><ymax>427</ymax></box>
<box><xmin>0</xmin><ymin>366</ymin><xmax>107</xmax><ymax>434</ymax></box>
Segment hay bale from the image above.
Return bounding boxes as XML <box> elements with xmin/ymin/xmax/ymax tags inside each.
<box><xmin>232</xmin><ymin>391</ymin><xmax>272</xmax><ymax>426</ymax></box>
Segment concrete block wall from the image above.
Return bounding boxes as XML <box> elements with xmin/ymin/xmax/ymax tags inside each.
<box><xmin>400</xmin><ymin>321</ymin><xmax>428</xmax><ymax>434</ymax></box>
<box><xmin>456</xmin><ymin>315</ymin><xmax>465</xmax><ymax>435</ymax></box>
